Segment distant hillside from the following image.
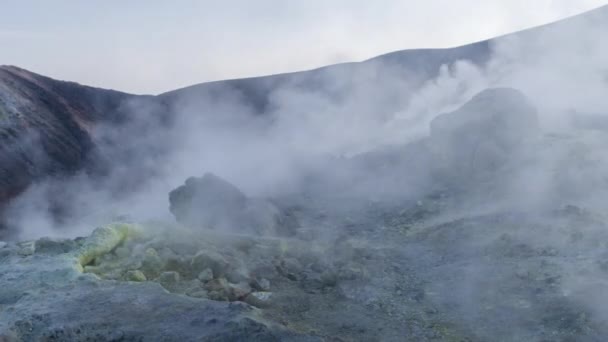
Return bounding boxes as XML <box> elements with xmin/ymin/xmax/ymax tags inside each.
<box><xmin>0</xmin><ymin>4</ymin><xmax>607</xmax><ymax>229</ymax></box>
<box><xmin>0</xmin><ymin>66</ymin><xmax>135</xmax><ymax>201</ymax></box>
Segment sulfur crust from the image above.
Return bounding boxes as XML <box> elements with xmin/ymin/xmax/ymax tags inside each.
<box><xmin>71</xmin><ymin>223</ymin><xmax>142</xmax><ymax>272</ymax></box>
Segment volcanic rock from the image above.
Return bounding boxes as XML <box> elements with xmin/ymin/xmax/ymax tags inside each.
<box><xmin>169</xmin><ymin>173</ymin><xmax>299</xmax><ymax>236</ymax></box>
<box><xmin>429</xmin><ymin>88</ymin><xmax>539</xmax><ymax>184</ymax></box>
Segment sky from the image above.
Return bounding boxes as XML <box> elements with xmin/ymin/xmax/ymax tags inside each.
<box><xmin>1</xmin><ymin>0</ymin><xmax>607</xmax><ymax>94</ymax></box>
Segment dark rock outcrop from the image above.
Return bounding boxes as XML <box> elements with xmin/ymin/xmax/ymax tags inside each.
<box><xmin>429</xmin><ymin>88</ymin><xmax>539</xmax><ymax>184</ymax></box>
<box><xmin>0</xmin><ymin>66</ymin><xmax>161</xmax><ymax>211</ymax></box>
<box><xmin>169</xmin><ymin>173</ymin><xmax>299</xmax><ymax>236</ymax></box>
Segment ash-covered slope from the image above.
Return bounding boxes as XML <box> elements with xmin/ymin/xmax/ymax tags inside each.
<box><xmin>0</xmin><ymin>66</ymin><xmax>154</xmax><ymax>202</ymax></box>
<box><xmin>0</xmin><ymin>66</ymin><xmax>169</xmax><ymax>237</ymax></box>
<box><xmin>0</xmin><ymin>4</ymin><xmax>607</xmax><ymax>237</ymax></box>
<box><xmin>158</xmin><ymin>4</ymin><xmax>608</xmax><ymax>116</ymax></box>
<box><xmin>158</xmin><ymin>40</ymin><xmax>492</xmax><ymax>115</ymax></box>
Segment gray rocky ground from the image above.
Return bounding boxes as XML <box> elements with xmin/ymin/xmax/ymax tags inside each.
<box><xmin>3</xmin><ymin>199</ymin><xmax>608</xmax><ymax>341</ymax></box>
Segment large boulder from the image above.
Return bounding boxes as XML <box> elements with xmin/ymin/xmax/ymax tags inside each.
<box><xmin>169</xmin><ymin>173</ymin><xmax>298</xmax><ymax>236</ymax></box>
<box><xmin>429</xmin><ymin>88</ymin><xmax>539</xmax><ymax>184</ymax></box>
<box><xmin>169</xmin><ymin>173</ymin><xmax>248</xmax><ymax>229</ymax></box>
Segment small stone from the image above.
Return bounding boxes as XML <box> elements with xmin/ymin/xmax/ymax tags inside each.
<box><xmin>540</xmin><ymin>247</ymin><xmax>559</xmax><ymax>257</ymax></box>
<box><xmin>226</xmin><ymin>268</ymin><xmax>249</xmax><ymax>283</ymax></box>
<box><xmin>320</xmin><ymin>271</ymin><xmax>338</xmax><ymax>287</ymax></box>
<box><xmin>251</xmin><ymin>278</ymin><xmax>271</xmax><ymax>291</ymax></box>
<box><xmin>230</xmin><ymin>282</ymin><xmax>252</xmax><ymax>300</ymax></box>
<box><xmin>283</xmin><ymin>258</ymin><xmax>303</xmax><ymax>272</ymax></box>
<box><xmin>83</xmin><ymin>265</ymin><xmax>102</xmax><ymax>274</ymax></box>
<box><xmin>190</xmin><ymin>250</ymin><xmax>230</xmax><ymax>277</ymax></box>
<box><xmin>159</xmin><ymin>271</ymin><xmax>180</xmax><ymax>287</ymax></box>
<box><xmin>0</xmin><ymin>333</ymin><xmax>17</xmax><ymax>342</ymax></box>
<box><xmin>207</xmin><ymin>290</ymin><xmax>229</xmax><ymax>301</ymax></box>
<box><xmin>259</xmin><ymin>278</ymin><xmax>270</xmax><ymax>290</ymax></box>
<box><xmin>17</xmin><ymin>241</ymin><xmax>36</xmax><ymax>256</ymax></box>
<box><xmin>244</xmin><ymin>292</ymin><xmax>273</xmax><ymax>308</ymax></box>
<box><xmin>184</xmin><ymin>281</ymin><xmax>205</xmax><ymax>296</ymax></box>
<box><xmin>115</xmin><ymin>246</ymin><xmax>131</xmax><ymax>258</ymax></box>
<box><xmin>251</xmin><ymin>291</ymin><xmax>272</xmax><ymax>301</ymax></box>
<box><xmin>100</xmin><ymin>253</ymin><xmax>114</xmax><ymax>262</ymax></box>
<box><xmin>204</xmin><ymin>278</ymin><xmax>237</xmax><ymax>301</ymax></box>
<box><xmin>339</xmin><ymin>266</ymin><xmax>361</xmax><ymax>280</ymax></box>
<box><xmin>205</xmin><ymin>277</ymin><xmax>229</xmax><ymax>292</ymax></box>
<box><xmin>141</xmin><ymin>248</ymin><xmax>164</xmax><ymax>278</ymax></box>
<box><xmin>33</xmin><ymin>238</ymin><xmax>74</xmax><ymax>254</ymax></box>
<box><xmin>189</xmin><ymin>290</ymin><xmax>209</xmax><ymax>299</ymax></box>
<box><xmin>164</xmin><ymin>257</ymin><xmax>190</xmax><ymax>276</ymax></box>
<box><xmin>125</xmin><ymin>270</ymin><xmax>147</xmax><ymax>282</ymax></box>
<box><xmin>103</xmin><ymin>270</ymin><xmax>124</xmax><ymax>280</ymax></box>
<box><xmin>144</xmin><ymin>247</ymin><xmax>160</xmax><ymax>259</ymax></box>
<box><xmin>198</xmin><ymin>268</ymin><xmax>214</xmax><ymax>282</ymax></box>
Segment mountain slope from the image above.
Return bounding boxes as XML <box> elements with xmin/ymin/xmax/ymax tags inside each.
<box><xmin>159</xmin><ymin>3</ymin><xmax>608</xmax><ymax>116</ymax></box>
<box><xmin>158</xmin><ymin>40</ymin><xmax>493</xmax><ymax>116</ymax></box>
<box><xmin>0</xmin><ymin>4</ymin><xmax>607</xmax><ymax>230</ymax></box>
<box><xmin>0</xmin><ymin>67</ymin><xmax>118</xmax><ymax>199</ymax></box>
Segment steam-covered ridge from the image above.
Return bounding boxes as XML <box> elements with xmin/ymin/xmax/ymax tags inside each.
<box><xmin>0</xmin><ymin>4</ymin><xmax>608</xmax><ymax>222</ymax></box>
<box><xmin>1</xmin><ymin>3</ymin><xmax>607</xmax><ymax>218</ymax></box>
<box><xmin>158</xmin><ymin>3</ymin><xmax>608</xmax><ymax>113</ymax></box>
<box><xmin>0</xmin><ymin>66</ymin><xmax>150</xmax><ymax>200</ymax></box>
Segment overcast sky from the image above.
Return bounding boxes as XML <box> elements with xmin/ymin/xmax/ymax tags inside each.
<box><xmin>1</xmin><ymin>0</ymin><xmax>607</xmax><ymax>94</ymax></box>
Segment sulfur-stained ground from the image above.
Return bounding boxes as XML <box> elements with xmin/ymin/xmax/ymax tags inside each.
<box><xmin>2</xmin><ymin>195</ymin><xmax>608</xmax><ymax>341</ymax></box>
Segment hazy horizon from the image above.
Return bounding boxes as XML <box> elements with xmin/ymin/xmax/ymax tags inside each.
<box><xmin>1</xmin><ymin>0</ymin><xmax>607</xmax><ymax>94</ymax></box>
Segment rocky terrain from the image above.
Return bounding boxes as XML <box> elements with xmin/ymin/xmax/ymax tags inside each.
<box><xmin>1</xmin><ymin>4</ymin><xmax>608</xmax><ymax>342</ymax></box>
<box><xmin>0</xmin><ymin>66</ymin><xmax>141</xmax><ymax>199</ymax></box>
<box><xmin>0</xmin><ymin>66</ymin><xmax>166</xmax><ymax>238</ymax></box>
<box><xmin>0</xmin><ymin>38</ymin><xmax>490</xmax><ymax>231</ymax></box>
<box><xmin>2</xmin><ymin>85</ymin><xmax>608</xmax><ymax>341</ymax></box>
